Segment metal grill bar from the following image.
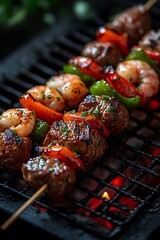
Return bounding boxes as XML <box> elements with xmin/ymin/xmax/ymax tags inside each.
<box><xmin>0</xmin><ymin>1</ymin><xmax>160</xmax><ymax>240</ymax></box>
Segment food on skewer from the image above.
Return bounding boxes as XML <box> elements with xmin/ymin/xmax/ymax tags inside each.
<box><xmin>46</xmin><ymin>73</ymin><xmax>89</xmax><ymax>109</ymax></box>
<box><xmin>81</xmin><ymin>41</ymin><xmax>123</xmax><ymax>68</ymax></box>
<box><xmin>0</xmin><ymin>0</ymin><xmax>159</xmax><ymax>230</ymax></box>
<box><xmin>64</xmin><ymin>56</ymin><xmax>144</xmax><ymax>109</ymax></box>
<box><xmin>116</xmin><ymin>60</ymin><xmax>159</xmax><ymax>101</ymax></box>
<box><xmin>133</xmin><ymin>29</ymin><xmax>160</xmax><ymax>67</ymax></box>
<box><xmin>0</xmin><ymin>129</ymin><xmax>32</xmax><ymax>171</ymax></box>
<box><xmin>43</xmin><ymin>115</ymin><xmax>108</xmax><ymax>168</ymax></box>
<box><xmin>138</xmin><ymin>29</ymin><xmax>160</xmax><ymax>51</ymax></box>
<box><xmin>22</xmin><ymin>156</ymin><xmax>76</xmax><ymax>198</ymax></box>
<box><xmin>0</xmin><ymin>108</ymin><xmax>35</xmax><ymax>137</ymax></box>
<box><xmin>105</xmin><ymin>3</ymin><xmax>152</xmax><ymax>46</ymax></box>
<box><xmin>78</xmin><ymin>95</ymin><xmax>129</xmax><ymax>134</ymax></box>
<box><xmin>26</xmin><ymin>85</ymin><xmax>66</xmax><ymax>113</ymax></box>
<box><xmin>19</xmin><ymin>93</ymin><xmax>63</xmax><ymax>125</ymax></box>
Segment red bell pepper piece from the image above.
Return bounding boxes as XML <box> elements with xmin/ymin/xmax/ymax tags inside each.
<box><xmin>63</xmin><ymin>111</ymin><xmax>110</xmax><ymax>138</ymax></box>
<box><xmin>69</xmin><ymin>57</ymin><xmax>143</xmax><ymax>102</ymax></box>
<box><xmin>96</xmin><ymin>27</ymin><xmax>129</xmax><ymax>57</ymax></box>
<box><xmin>69</xmin><ymin>56</ymin><xmax>105</xmax><ymax>80</ymax></box>
<box><xmin>105</xmin><ymin>67</ymin><xmax>144</xmax><ymax>101</ymax></box>
<box><xmin>132</xmin><ymin>45</ymin><xmax>160</xmax><ymax>61</ymax></box>
<box><xmin>36</xmin><ymin>145</ymin><xmax>85</xmax><ymax>171</ymax></box>
<box><xmin>19</xmin><ymin>93</ymin><xmax>63</xmax><ymax>125</ymax></box>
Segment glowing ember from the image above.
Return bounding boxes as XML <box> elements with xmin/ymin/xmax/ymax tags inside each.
<box><xmin>77</xmin><ymin>173</ymin><xmax>141</xmax><ymax>231</ymax></box>
<box><xmin>146</xmin><ymin>99</ymin><xmax>160</xmax><ymax>110</ymax></box>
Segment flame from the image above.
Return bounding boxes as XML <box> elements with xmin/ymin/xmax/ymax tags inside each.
<box><xmin>102</xmin><ymin>191</ymin><xmax>110</xmax><ymax>200</ymax></box>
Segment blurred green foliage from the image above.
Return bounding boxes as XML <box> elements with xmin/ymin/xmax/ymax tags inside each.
<box><xmin>0</xmin><ymin>0</ymin><xmax>96</xmax><ymax>29</ymax></box>
<box><xmin>0</xmin><ymin>0</ymin><xmax>70</xmax><ymax>29</ymax></box>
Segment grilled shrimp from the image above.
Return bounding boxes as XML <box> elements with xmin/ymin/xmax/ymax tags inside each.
<box><xmin>46</xmin><ymin>74</ymin><xmax>89</xmax><ymax>109</ymax></box>
<box><xmin>116</xmin><ymin>60</ymin><xmax>159</xmax><ymax>100</ymax></box>
<box><xmin>0</xmin><ymin>108</ymin><xmax>35</xmax><ymax>137</ymax></box>
<box><xmin>27</xmin><ymin>85</ymin><xmax>66</xmax><ymax>112</ymax></box>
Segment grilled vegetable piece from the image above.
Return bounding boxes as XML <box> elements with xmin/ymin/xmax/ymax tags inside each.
<box><xmin>78</xmin><ymin>95</ymin><xmax>129</xmax><ymax>134</ymax></box>
<box><xmin>43</xmin><ymin>120</ymin><xmax>107</xmax><ymax>168</ymax></box>
<box><xmin>19</xmin><ymin>93</ymin><xmax>63</xmax><ymax>126</ymax></box>
<box><xmin>63</xmin><ymin>65</ymin><xmax>95</xmax><ymax>87</ymax></box>
<box><xmin>105</xmin><ymin>66</ymin><xmax>143</xmax><ymax>99</ymax></box>
<box><xmin>35</xmin><ymin>145</ymin><xmax>85</xmax><ymax>171</ymax></box>
<box><xmin>0</xmin><ymin>129</ymin><xmax>32</xmax><ymax>171</ymax></box>
<box><xmin>96</xmin><ymin>28</ymin><xmax>129</xmax><ymax>57</ymax></box>
<box><xmin>89</xmin><ymin>80</ymin><xmax>141</xmax><ymax>111</ymax></box>
<box><xmin>29</xmin><ymin>118</ymin><xmax>50</xmax><ymax>145</ymax></box>
<box><xmin>22</xmin><ymin>155</ymin><xmax>76</xmax><ymax>197</ymax></box>
<box><xmin>68</xmin><ymin>56</ymin><xmax>106</xmax><ymax>80</ymax></box>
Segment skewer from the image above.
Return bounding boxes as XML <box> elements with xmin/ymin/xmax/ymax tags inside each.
<box><xmin>143</xmin><ymin>0</ymin><xmax>157</xmax><ymax>11</ymax></box>
<box><xmin>0</xmin><ymin>183</ymin><xmax>48</xmax><ymax>231</ymax></box>
<box><xmin>0</xmin><ymin>0</ymin><xmax>158</xmax><ymax>233</ymax></box>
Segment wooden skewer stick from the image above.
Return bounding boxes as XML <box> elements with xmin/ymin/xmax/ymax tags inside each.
<box><xmin>0</xmin><ymin>0</ymin><xmax>158</xmax><ymax>233</ymax></box>
<box><xmin>0</xmin><ymin>183</ymin><xmax>48</xmax><ymax>231</ymax></box>
<box><xmin>143</xmin><ymin>0</ymin><xmax>157</xmax><ymax>11</ymax></box>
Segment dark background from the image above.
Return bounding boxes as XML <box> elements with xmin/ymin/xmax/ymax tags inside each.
<box><xmin>0</xmin><ymin>0</ymin><xmax>97</xmax><ymax>62</ymax></box>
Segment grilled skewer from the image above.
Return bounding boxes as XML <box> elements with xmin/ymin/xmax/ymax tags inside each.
<box><xmin>0</xmin><ymin>0</ymin><xmax>159</xmax><ymax>231</ymax></box>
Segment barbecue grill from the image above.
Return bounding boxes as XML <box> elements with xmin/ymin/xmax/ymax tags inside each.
<box><xmin>0</xmin><ymin>0</ymin><xmax>160</xmax><ymax>239</ymax></box>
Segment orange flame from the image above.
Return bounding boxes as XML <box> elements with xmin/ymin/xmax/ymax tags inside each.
<box><xmin>102</xmin><ymin>191</ymin><xmax>110</xmax><ymax>200</ymax></box>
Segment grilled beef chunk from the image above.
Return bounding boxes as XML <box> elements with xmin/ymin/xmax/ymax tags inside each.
<box><xmin>106</xmin><ymin>5</ymin><xmax>152</xmax><ymax>46</ymax></box>
<box><xmin>22</xmin><ymin>155</ymin><xmax>76</xmax><ymax>197</ymax></box>
<box><xmin>78</xmin><ymin>95</ymin><xmax>129</xmax><ymax>134</ymax></box>
<box><xmin>43</xmin><ymin>120</ymin><xmax>107</xmax><ymax>167</ymax></box>
<box><xmin>81</xmin><ymin>41</ymin><xmax>123</xmax><ymax>68</ymax></box>
<box><xmin>0</xmin><ymin>129</ymin><xmax>32</xmax><ymax>171</ymax></box>
<box><xmin>138</xmin><ymin>29</ymin><xmax>160</xmax><ymax>51</ymax></box>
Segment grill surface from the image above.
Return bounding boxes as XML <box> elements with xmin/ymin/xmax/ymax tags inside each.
<box><xmin>0</xmin><ymin>1</ymin><xmax>160</xmax><ymax>239</ymax></box>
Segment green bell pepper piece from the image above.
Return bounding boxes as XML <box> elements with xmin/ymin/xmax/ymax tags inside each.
<box><xmin>89</xmin><ymin>80</ymin><xmax>113</xmax><ymax>96</ymax></box>
<box><xmin>113</xmin><ymin>90</ymin><xmax>141</xmax><ymax>111</ymax></box>
<box><xmin>30</xmin><ymin>118</ymin><xmax>50</xmax><ymax>144</ymax></box>
<box><xmin>89</xmin><ymin>79</ymin><xmax>141</xmax><ymax>110</ymax></box>
<box><xmin>63</xmin><ymin>65</ymin><xmax>96</xmax><ymax>86</ymax></box>
<box><xmin>125</xmin><ymin>48</ymin><xmax>160</xmax><ymax>77</ymax></box>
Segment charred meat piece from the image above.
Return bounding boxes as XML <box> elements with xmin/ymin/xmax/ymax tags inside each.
<box><xmin>138</xmin><ymin>29</ymin><xmax>160</xmax><ymax>51</ymax></box>
<box><xmin>78</xmin><ymin>95</ymin><xmax>129</xmax><ymax>134</ymax></box>
<box><xmin>81</xmin><ymin>41</ymin><xmax>123</xmax><ymax>68</ymax></box>
<box><xmin>43</xmin><ymin>120</ymin><xmax>107</xmax><ymax>168</ymax></box>
<box><xmin>22</xmin><ymin>155</ymin><xmax>76</xmax><ymax>197</ymax></box>
<box><xmin>106</xmin><ymin>5</ymin><xmax>152</xmax><ymax>46</ymax></box>
<box><xmin>0</xmin><ymin>129</ymin><xmax>32</xmax><ymax>171</ymax></box>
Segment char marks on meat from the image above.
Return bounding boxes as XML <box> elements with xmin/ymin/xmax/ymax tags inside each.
<box><xmin>43</xmin><ymin>120</ymin><xmax>107</xmax><ymax>168</ymax></box>
<box><xmin>78</xmin><ymin>95</ymin><xmax>129</xmax><ymax>134</ymax></box>
<box><xmin>0</xmin><ymin>129</ymin><xmax>32</xmax><ymax>171</ymax></box>
<box><xmin>81</xmin><ymin>41</ymin><xmax>123</xmax><ymax>68</ymax></box>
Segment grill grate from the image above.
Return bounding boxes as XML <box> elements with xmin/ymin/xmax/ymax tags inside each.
<box><xmin>0</xmin><ymin>1</ymin><xmax>160</xmax><ymax>239</ymax></box>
